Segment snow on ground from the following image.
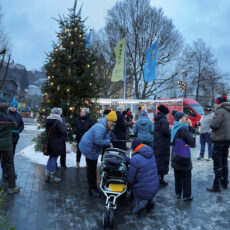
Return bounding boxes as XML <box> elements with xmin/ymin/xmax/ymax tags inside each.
<box><xmin>18</xmin><ymin>143</ymin><xmax>101</xmax><ymax>168</ymax></box>
<box><xmin>23</xmin><ymin>124</ymin><xmax>44</xmax><ymax>132</ymax></box>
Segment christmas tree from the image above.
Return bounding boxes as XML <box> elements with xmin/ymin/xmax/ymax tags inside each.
<box><xmin>34</xmin><ymin>1</ymin><xmax>101</xmax><ymax>151</ymax></box>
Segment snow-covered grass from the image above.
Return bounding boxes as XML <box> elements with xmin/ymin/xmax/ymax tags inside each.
<box><xmin>18</xmin><ymin>143</ymin><xmax>101</xmax><ymax>168</ymax></box>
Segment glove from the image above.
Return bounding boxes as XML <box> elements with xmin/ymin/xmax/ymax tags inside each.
<box><xmin>12</xmin><ymin>130</ymin><xmax>19</xmax><ymax>134</ymax></box>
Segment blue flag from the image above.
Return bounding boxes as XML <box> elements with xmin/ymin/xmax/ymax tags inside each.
<box><xmin>86</xmin><ymin>32</ymin><xmax>91</xmax><ymax>49</ymax></box>
<box><xmin>144</xmin><ymin>41</ymin><xmax>157</xmax><ymax>82</ymax></box>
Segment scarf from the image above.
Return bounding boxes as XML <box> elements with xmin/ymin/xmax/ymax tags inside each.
<box><xmin>47</xmin><ymin>114</ymin><xmax>63</xmax><ymax>123</ymax></box>
<box><xmin>171</xmin><ymin>121</ymin><xmax>188</xmax><ymax>143</ymax></box>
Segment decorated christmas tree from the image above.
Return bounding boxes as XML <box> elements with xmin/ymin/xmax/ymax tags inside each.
<box><xmin>34</xmin><ymin>1</ymin><xmax>101</xmax><ymax>151</ymax></box>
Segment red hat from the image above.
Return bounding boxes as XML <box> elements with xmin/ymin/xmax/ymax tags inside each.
<box><xmin>216</xmin><ymin>96</ymin><xmax>227</xmax><ymax>104</ymax></box>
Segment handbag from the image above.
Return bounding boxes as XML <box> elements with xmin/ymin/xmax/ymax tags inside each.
<box><xmin>43</xmin><ymin>128</ymin><xmax>51</xmax><ymax>156</ymax></box>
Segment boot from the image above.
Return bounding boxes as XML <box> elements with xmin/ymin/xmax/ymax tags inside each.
<box><xmin>76</xmin><ymin>162</ymin><xmax>80</xmax><ymax>168</ymax></box>
<box><xmin>159</xmin><ymin>175</ymin><xmax>168</xmax><ymax>187</ymax></box>
<box><xmin>49</xmin><ymin>173</ymin><xmax>61</xmax><ymax>182</ymax></box>
<box><xmin>45</xmin><ymin>169</ymin><xmax>50</xmax><ymax>182</ymax></box>
<box><xmin>8</xmin><ymin>186</ymin><xmax>20</xmax><ymax>194</ymax></box>
<box><xmin>183</xmin><ymin>196</ymin><xmax>193</xmax><ymax>202</ymax></box>
<box><xmin>146</xmin><ymin>199</ymin><xmax>155</xmax><ymax>210</ymax></box>
<box><xmin>206</xmin><ymin>187</ymin><xmax>221</xmax><ymax>192</ymax></box>
<box><xmin>207</xmin><ymin>178</ymin><xmax>221</xmax><ymax>192</ymax></box>
<box><xmin>132</xmin><ymin>200</ymin><xmax>148</xmax><ymax>214</ymax></box>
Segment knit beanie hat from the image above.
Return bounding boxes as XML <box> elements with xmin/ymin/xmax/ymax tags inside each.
<box><xmin>141</xmin><ymin>110</ymin><xmax>148</xmax><ymax>117</ymax></box>
<box><xmin>0</xmin><ymin>103</ymin><xmax>8</xmax><ymax>112</ymax></box>
<box><xmin>131</xmin><ymin>138</ymin><xmax>143</xmax><ymax>150</ymax></box>
<box><xmin>51</xmin><ymin>107</ymin><xmax>61</xmax><ymax>115</ymax></box>
<box><xmin>9</xmin><ymin>100</ymin><xmax>18</xmax><ymax>108</ymax></box>
<box><xmin>107</xmin><ymin>111</ymin><xmax>117</xmax><ymax>122</ymax></box>
<box><xmin>216</xmin><ymin>96</ymin><xmax>227</xmax><ymax>104</ymax></box>
<box><xmin>158</xmin><ymin>105</ymin><xmax>169</xmax><ymax>115</ymax></box>
<box><xmin>172</xmin><ymin>110</ymin><xmax>186</xmax><ymax>121</ymax></box>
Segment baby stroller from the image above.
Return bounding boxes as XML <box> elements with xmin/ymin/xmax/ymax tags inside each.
<box><xmin>100</xmin><ymin>147</ymin><xmax>129</xmax><ymax>229</ymax></box>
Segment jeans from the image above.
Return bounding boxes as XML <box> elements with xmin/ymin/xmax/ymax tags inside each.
<box><xmin>200</xmin><ymin>132</ymin><xmax>213</xmax><ymax>158</ymax></box>
<box><xmin>46</xmin><ymin>156</ymin><xmax>57</xmax><ymax>173</ymax></box>
<box><xmin>212</xmin><ymin>142</ymin><xmax>229</xmax><ymax>189</ymax></box>
<box><xmin>0</xmin><ymin>151</ymin><xmax>16</xmax><ymax>188</ymax></box>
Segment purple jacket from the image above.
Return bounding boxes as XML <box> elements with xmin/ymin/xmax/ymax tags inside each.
<box><xmin>171</xmin><ymin>122</ymin><xmax>195</xmax><ymax>171</ymax></box>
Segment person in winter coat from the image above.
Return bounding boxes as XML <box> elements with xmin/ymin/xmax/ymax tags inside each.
<box><xmin>112</xmin><ymin>107</ymin><xmax>129</xmax><ymax>150</ymax></box>
<box><xmin>171</xmin><ymin>110</ymin><xmax>195</xmax><ymax>201</ymax></box>
<box><xmin>153</xmin><ymin>105</ymin><xmax>170</xmax><ymax>186</ymax></box>
<box><xmin>45</xmin><ymin>108</ymin><xmax>67</xmax><ymax>182</ymax></box>
<box><xmin>79</xmin><ymin>111</ymin><xmax>117</xmax><ymax>197</ymax></box>
<box><xmin>126</xmin><ymin>108</ymin><xmax>133</xmax><ymax>122</ymax></box>
<box><xmin>74</xmin><ymin>108</ymin><xmax>94</xmax><ymax>168</ymax></box>
<box><xmin>207</xmin><ymin>96</ymin><xmax>230</xmax><ymax>192</ymax></box>
<box><xmin>133</xmin><ymin>110</ymin><xmax>154</xmax><ymax>147</ymax></box>
<box><xmin>2</xmin><ymin>100</ymin><xmax>24</xmax><ymax>178</ymax></box>
<box><xmin>0</xmin><ymin>103</ymin><xmax>20</xmax><ymax>194</ymax></box>
<box><xmin>58</xmin><ymin>108</ymin><xmax>68</xmax><ymax>168</ymax></box>
<box><xmin>127</xmin><ymin>138</ymin><xmax>159</xmax><ymax>214</ymax></box>
<box><xmin>7</xmin><ymin>100</ymin><xmax>24</xmax><ymax>155</ymax></box>
<box><xmin>134</xmin><ymin>107</ymin><xmax>142</xmax><ymax>121</ymax></box>
<box><xmin>197</xmin><ymin>106</ymin><xmax>214</xmax><ymax>161</ymax></box>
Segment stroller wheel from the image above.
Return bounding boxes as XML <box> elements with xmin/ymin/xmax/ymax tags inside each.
<box><xmin>103</xmin><ymin>208</ymin><xmax>114</xmax><ymax>229</ymax></box>
<box><xmin>103</xmin><ymin>208</ymin><xmax>109</xmax><ymax>229</ymax></box>
<box><xmin>109</xmin><ymin>209</ymin><xmax>114</xmax><ymax>228</ymax></box>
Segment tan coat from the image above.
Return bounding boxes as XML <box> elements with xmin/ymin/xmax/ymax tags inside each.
<box><xmin>210</xmin><ymin>102</ymin><xmax>230</xmax><ymax>142</ymax></box>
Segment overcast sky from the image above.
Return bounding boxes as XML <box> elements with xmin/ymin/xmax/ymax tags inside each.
<box><xmin>1</xmin><ymin>0</ymin><xmax>230</xmax><ymax>75</ymax></box>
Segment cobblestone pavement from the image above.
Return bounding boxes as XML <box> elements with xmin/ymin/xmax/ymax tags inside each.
<box><xmin>1</xmin><ymin>131</ymin><xmax>230</xmax><ymax>230</ymax></box>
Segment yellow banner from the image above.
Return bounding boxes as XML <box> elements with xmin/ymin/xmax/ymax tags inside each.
<box><xmin>111</xmin><ymin>38</ymin><xmax>125</xmax><ymax>82</ymax></box>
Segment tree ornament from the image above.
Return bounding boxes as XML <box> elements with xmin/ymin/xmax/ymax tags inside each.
<box><xmin>68</xmin><ymin>55</ymin><xmax>72</xmax><ymax>59</ymax></box>
<box><xmin>70</xmin><ymin>41</ymin><xmax>74</xmax><ymax>45</ymax></box>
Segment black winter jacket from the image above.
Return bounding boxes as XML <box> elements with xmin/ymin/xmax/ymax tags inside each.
<box><xmin>112</xmin><ymin>111</ymin><xmax>127</xmax><ymax>150</ymax></box>
<box><xmin>8</xmin><ymin>110</ymin><xmax>24</xmax><ymax>144</ymax></box>
<box><xmin>0</xmin><ymin>112</ymin><xmax>18</xmax><ymax>151</ymax></box>
<box><xmin>46</xmin><ymin>119</ymin><xmax>67</xmax><ymax>157</ymax></box>
<box><xmin>74</xmin><ymin>115</ymin><xmax>94</xmax><ymax>143</ymax></box>
<box><xmin>153</xmin><ymin>112</ymin><xmax>170</xmax><ymax>175</ymax></box>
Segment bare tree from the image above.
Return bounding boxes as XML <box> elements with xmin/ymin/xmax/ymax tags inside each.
<box><xmin>0</xmin><ymin>5</ymin><xmax>11</xmax><ymax>89</ymax></box>
<box><xmin>93</xmin><ymin>0</ymin><xmax>183</xmax><ymax>99</ymax></box>
<box><xmin>179</xmin><ymin>39</ymin><xmax>218</xmax><ymax>102</ymax></box>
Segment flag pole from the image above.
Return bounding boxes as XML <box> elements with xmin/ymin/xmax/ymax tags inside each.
<box><xmin>123</xmin><ymin>37</ymin><xmax>127</xmax><ymax>100</ymax></box>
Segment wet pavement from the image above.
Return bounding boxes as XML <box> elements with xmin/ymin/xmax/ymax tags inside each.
<box><xmin>1</xmin><ymin>129</ymin><xmax>230</xmax><ymax>230</ymax></box>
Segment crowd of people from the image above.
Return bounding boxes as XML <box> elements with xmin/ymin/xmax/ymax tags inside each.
<box><xmin>0</xmin><ymin>95</ymin><xmax>229</xmax><ymax>215</ymax></box>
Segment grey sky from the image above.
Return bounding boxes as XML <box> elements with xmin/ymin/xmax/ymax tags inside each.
<box><xmin>1</xmin><ymin>0</ymin><xmax>230</xmax><ymax>75</ymax></box>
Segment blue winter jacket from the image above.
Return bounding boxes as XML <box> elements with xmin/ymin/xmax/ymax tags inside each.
<box><xmin>79</xmin><ymin>118</ymin><xmax>111</xmax><ymax>160</ymax></box>
<box><xmin>134</xmin><ymin>116</ymin><xmax>154</xmax><ymax>143</ymax></box>
<box><xmin>127</xmin><ymin>145</ymin><xmax>159</xmax><ymax>200</ymax></box>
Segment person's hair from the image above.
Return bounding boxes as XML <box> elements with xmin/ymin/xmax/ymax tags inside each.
<box><xmin>126</xmin><ymin>108</ymin><xmax>131</xmax><ymax>112</ymax></box>
<box><xmin>138</xmin><ymin>107</ymin><xmax>142</xmax><ymax>111</ymax></box>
